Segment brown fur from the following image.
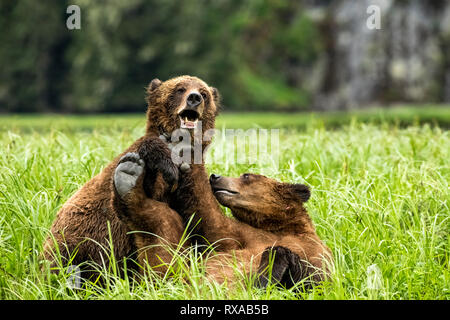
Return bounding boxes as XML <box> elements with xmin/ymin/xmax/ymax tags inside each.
<box><xmin>192</xmin><ymin>172</ymin><xmax>333</xmax><ymax>288</ymax></box>
<box><xmin>42</xmin><ymin>75</ymin><xmax>220</xmax><ymax>277</ymax></box>
<box><xmin>125</xmin><ymin>162</ymin><xmax>332</xmax><ymax>287</ymax></box>
<box><xmin>111</xmin><ymin>153</ymin><xmax>185</xmax><ymax>275</ymax></box>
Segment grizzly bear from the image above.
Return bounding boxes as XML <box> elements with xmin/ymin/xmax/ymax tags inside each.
<box><xmin>43</xmin><ymin>75</ymin><xmax>221</xmax><ymax>277</ymax></box>
<box><xmin>203</xmin><ymin>173</ymin><xmax>332</xmax><ymax>288</ymax></box>
<box><xmin>118</xmin><ymin>164</ymin><xmax>332</xmax><ymax>288</ymax></box>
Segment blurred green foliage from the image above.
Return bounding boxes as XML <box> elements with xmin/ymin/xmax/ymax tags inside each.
<box><xmin>0</xmin><ymin>0</ymin><xmax>322</xmax><ymax>113</ymax></box>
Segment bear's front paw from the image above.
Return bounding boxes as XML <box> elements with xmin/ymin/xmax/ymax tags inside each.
<box><xmin>138</xmin><ymin>137</ymin><xmax>180</xmax><ymax>191</ymax></box>
<box><xmin>157</xmin><ymin>158</ymin><xmax>179</xmax><ymax>191</ymax></box>
<box><xmin>166</xmin><ymin>142</ymin><xmax>191</xmax><ymax>173</ymax></box>
<box><xmin>179</xmin><ymin>162</ymin><xmax>191</xmax><ymax>173</ymax></box>
<box><xmin>114</xmin><ymin>152</ymin><xmax>145</xmax><ymax>198</ymax></box>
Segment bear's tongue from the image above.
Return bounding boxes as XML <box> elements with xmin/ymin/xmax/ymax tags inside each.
<box><xmin>180</xmin><ymin>117</ymin><xmax>198</xmax><ymax>129</ymax></box>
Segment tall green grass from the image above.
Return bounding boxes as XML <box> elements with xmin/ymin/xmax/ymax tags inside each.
<box><xmin>0</xmin><ymin>110</ymin><xmax>448</xmax><ymax>299</ymax></box>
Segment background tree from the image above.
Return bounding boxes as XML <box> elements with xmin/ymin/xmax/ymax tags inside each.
<box><xmin>0</xmin><ymin>0</ymin><xmax>449</xmax><ymax>113</ymax></box>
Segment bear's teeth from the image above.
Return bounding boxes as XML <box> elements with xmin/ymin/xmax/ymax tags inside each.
<box><xmin>180</xmin><ymin>116</ymin><xmax>198</xmax><ymax>129</ymax></box>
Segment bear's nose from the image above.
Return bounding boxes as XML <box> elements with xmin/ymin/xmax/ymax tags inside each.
<box><xmin>187</xmin><ymin>92</ymin><xmax>202</xmax><ymax>108</ymax></box>
<box><xmin>210</xmin><ymin>174</ymin><xmax>221</xmax><ymax>183</ymax></box>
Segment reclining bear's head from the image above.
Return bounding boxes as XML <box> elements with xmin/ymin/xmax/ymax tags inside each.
<box><xmin>145</xmin><ymin>75</ymin><xmax>220</xmax><ymax>136</ymax></box>
<box><xmin>210</xmin><ymin>173</ymin><xmax>313</xmax><ymax>233</ymax></box>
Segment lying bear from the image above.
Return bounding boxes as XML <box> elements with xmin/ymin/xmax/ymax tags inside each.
<box><xmin>113</xmin><ymin>151</ymin><xmax>333</xmax><ymax>288</ymax></box>
<box><xmin>205</xmin><ymin>173</ymin><xmax>333</xmax><ymax>289</ymax></box>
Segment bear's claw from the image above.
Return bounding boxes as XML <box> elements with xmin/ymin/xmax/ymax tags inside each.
<box><xmin>138</xmin><ymin>138</ymin><xmax>180</xmax><ymax>190</ymax></box>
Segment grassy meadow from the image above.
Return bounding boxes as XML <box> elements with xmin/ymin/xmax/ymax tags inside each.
<box><xmin>0</xmin><ymin>106</ymin><xmax>449</xmax><ymax>300</ymax></box>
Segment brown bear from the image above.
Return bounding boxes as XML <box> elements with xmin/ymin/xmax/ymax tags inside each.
<box><xmin>119</xmin><ymin>165</ymin><xmax>332</xmax><ymax>288</ymax></box>
<box><xmin>203</xmin><ymin>173</ymin><xmax>332</xmax><ymax>289</ymax></box>
<box><xmin>42</xmin><ymin>75</ymin><xmax>221</xmax><ymax>278</ymax></box>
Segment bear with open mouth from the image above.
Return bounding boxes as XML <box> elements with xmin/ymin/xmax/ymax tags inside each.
<box><xmin>42</xmin><ymin>75</ymin><xmax>221</xmax><ymax>278</ymax></box>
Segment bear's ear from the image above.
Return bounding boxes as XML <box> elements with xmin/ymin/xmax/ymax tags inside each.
<box><xmin>210</xmin><ymin>86</ymin><xmax>221</xmax><ymax>115</ymax></box>
<box><xmin>148</xmin><ymin>78</ymin><xmax>162</xmax><ymax>92</ymax></box>
<box><xmin>290</xmin><ymin>184</ymin><xmax>311</xmax><ymax>202</ymax></box>
<box><xmin>210</xmin><ymin>87</ymin><xmax>220</xmax><ymax>104</ymax></box>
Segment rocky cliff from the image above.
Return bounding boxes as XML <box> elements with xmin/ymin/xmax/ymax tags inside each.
<box><xmin>305</xmin><ymin>0</ymin><xmax>450</xmax><ymax>110</ymax></box>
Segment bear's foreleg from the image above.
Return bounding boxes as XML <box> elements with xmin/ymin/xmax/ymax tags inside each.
<box><xmin>112</xmin><ymin>152</ymin><xmax>185</xmax><ymax>276</ymax></box>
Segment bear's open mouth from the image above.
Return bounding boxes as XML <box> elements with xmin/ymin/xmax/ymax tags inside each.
<box><xmin>212</xmin><ymin>187</ymin><xmax>239</xmax><ymax>196</ymax></box>
<box><xmin>179</xmin><ymin>109</ymin><xmax>200</xmax><ymax>129</ymax></box>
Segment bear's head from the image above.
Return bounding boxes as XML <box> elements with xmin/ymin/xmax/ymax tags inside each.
<box><xmin>145</xmin><ymin>75</ymin><xmax>220</xmax><ymax>137</ymax></box>
<box><xmin>209</xmin><ymin>173</ymin><xmax>313</xmax><ymax>233</ymax></box>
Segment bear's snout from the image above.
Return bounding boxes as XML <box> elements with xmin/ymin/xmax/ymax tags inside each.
<box><xmin>187</xmin><ymin>92</ymin><xmax>203</xmax><ymax>108</ymax></box>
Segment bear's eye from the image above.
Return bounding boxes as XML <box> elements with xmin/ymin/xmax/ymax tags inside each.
<box><xmin>242</xmin><ymin>173</ymin><xmax>250</xmax><ymax>180</ymax></box>
<box><xmin>201</xmin><ymin>92</ymin><xmax>207</xmax><ymax>100</ymax></box>
<box><xmin>177</xmin><ymin>87</ymin><xmax>186</xmax><ymax>94</ymax></box>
